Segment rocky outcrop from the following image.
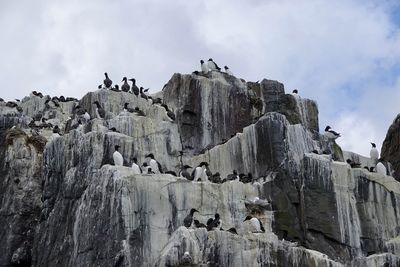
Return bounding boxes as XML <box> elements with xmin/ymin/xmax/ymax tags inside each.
<box><xmin>382</xmin><ymin>114</ymin><xmax>400</xmax><ymax>181</ymax></box>
<box><xmin>0</xmin><ymin>72</ymin><xmax>399</xmax><ymax>267</ymax></box>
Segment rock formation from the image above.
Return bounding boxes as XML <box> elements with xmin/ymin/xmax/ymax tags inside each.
<box><xmin>382</xmin><ymin>114</ymin><xmax>400</xmax><ymax>181</ymax></box>
<box><xmin>0</xmin><ymin>72</ymin><xmax>399</xmax><ymax>267</ymax></box>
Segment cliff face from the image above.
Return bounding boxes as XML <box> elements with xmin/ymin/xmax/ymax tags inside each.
<box><xmin>0</xmin><ymin>72</ymin><xmax>399</xmax><ymax>267</ymax></box>
<box><xmin>382</xmin><ymin>114</ymin><xmax>400</xmax><ymax>181</ymax></box>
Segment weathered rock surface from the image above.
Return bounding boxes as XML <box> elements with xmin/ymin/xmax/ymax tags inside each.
<box><xmin>0</xmin><ymin>72</ymin><xmax>399</xmax><ymax>267</ymax></box>
<box><xmin>382</xmin><ymin>114</ymin><xmax>400</xmax><ymax>181</ymax></box>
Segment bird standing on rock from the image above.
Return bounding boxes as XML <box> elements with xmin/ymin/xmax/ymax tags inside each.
<box><xmin>243</xmin><ymin>215</ymin><xmax>265</xmax><ymax>233</ymax></box>
<box><xmin>376</xmin><ymin>159</ymin><xmax>387</xmax><ymax>175</ymax></box>
<box><xmin>145</xmin><ymin>153</ymin><xmax>163</xmax><ymax>173</ymax></box>
<box><xmin>207</xmin><ymin>213</ymin><xmax>221</xmax><ymax>231</ymax></box>
<box><xmin>208</xmin><ymin>58</ymin><xmax>221</xmax><ymax>71</ymax></box>
<box><xmin>192</xmin><ymin>162</ymin><xmax>209</xmax><ymax>181</ymax></box>
<box><xmin>121</xmin><ymin>77</ymin><xmax>130</xmax><ymax>92</ymax></box>
<box><xmin>224</xmin><ymin>66</ymin><xmax>234</xmax><ymax>76</ymax></box>
<box><xmin>103</xmin><ymin>72</ymin><xmax>112</xmax><ymax>88</ymax></box>
<box><xmin>183</xmin><ymin>208</ymin><xmax>198</xmax><ymax>228</ymax></box>
<box><xmin>93</xmin><ymin>101</ymin><xmax>106</xmax><ymax>119</ymax></box>
<box><xmin>200</xmin><ymin>60</ymin><xmax>208</xmax><ymax>74</ymax></box>
<box><xmin>131</xmin><ymin>158</ymin><xmax>141</xmax><ymax>174</ymax></box>
<box><xmin>179</xmin><ymin>165</ymin><xmax>192</xmax><ymax>180</ymax></box>
<box><xmin>129</xmin><ymin>79</ymin><xmax>139</xmax><ymax>96</ymax></box>
<box><xmin>324</xmin><ymin>126</ymin><xmax>341</xmax><ymax>140</ymax></box>
<box><xmin>140</xmin><ymin>87</ymin><xmax>148</xmax><ymax>100</ymax></box>
<box><xmin>113</xmin><ymin>145</ymin><xmax>123</xmax><ymax>166</ymax></box>
<box><xmin>370</xmin><ymin>143</ymin><xmax>379</xmax><ymax>165</ymax></box>
<box><xmin>124</xmin><ymin>103</ymin><xmax>135</xmax><ymax>113</ymax></box>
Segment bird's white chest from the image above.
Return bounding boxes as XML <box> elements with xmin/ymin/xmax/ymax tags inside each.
<box><xmin>149</xmin><ymin>159</ymin><xmax>159</xmax><ymax>173</ymax></box>
<box><xmin>324</xmin><ymin>131</ymin><xmax>337</xmax><ymax>140</ymax></box>
<box><xmin>370</xmin><ymin>148</ymin><xmax>379</xmax><ymax>160</ymax></box>
<box><xmin>113</xmin><ymin>151</ymin><xmax>123</xmax><ymax>166</ymax></box>
<box><xmin>208</xmin><ymin>61</ymin><xmax>216</xmax><ymax>70</ymax></box>
<box><xmin>95</xmin><ymin>108</ymin><xmax>101</xmax><ymax>119</ymax></box>
<box><xmin>132</xmin><ymin>164</ymin><xmax>141</xmax><ymax>174</ymax></box>
<box><xmin>376</xmin><ymin>163</ymin><xmax>387</xmax><ymax>175</ymax></box>
<box><xmin>201</xmin><ymin>63</ymin><xmax>209</xmax><ymax>73</ymax></box>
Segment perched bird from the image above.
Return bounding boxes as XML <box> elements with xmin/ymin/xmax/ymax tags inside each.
<box><xmin>110</xmin><ymin>85</ymin><xmax>120</xmax><ymax>92</ymax></box>
<box><xmin>129</xmin><ymin>79</ymin><xmax>139</xmax><ymax>96</ymax></box>
<box><xmin>103</xmin><ymin>72</ymin><xmax>112</xmax><ymax>88</ymax></box>
<box><xmin>209</xmin><ymin>172</ymin><xmax>222</xmax><ymax>183</ymax></box>
<box><xmin>124</xmin><ymin>103</ymin><xmax>135</xmax><ymax>113</ymax></box>
<box><xmin>142</xmin><ymin>162</ymin><xmax>151</xmax><ymax>174</ymax></box>
<box><xmin>183</xmin><ymin>208</ymin><xmax>198</xmax><ymax>228</ymax></box>
<box><xmin>191</xmin><ymin>162</ymin><xmax>208</xmax><ymax>181</ymax></box>
<box><xmin>140</xmin><ymin>87</ymin><xmax>148</xmax><ymax>100</ymax></box>
<box><xmin>82</xmin><ymin>110</ymin><xmax>91</xmax><ymax>123</ymax></box>
<box><xmin>193</xmin><ymin>219</ymin><xmax>207</xmax><ymax>228</ymax></box>
<box><xmin>324</xmin><ymin>126</ymin><xmax>341</xmax><ymax>140</ymax></box>
<box><xmin>121</xmin><ymin>77</ymin><xmax>130</xmax><ymax>92</ymax></box>
<box><xmin>98</xmin><ymin>84</ymin><xmax>102</xmax><ymax>89</ymax></box>
<box><xmin>161</xmin><ymin>104</ymin><xmax>175</xmax><ymax>121</ymax></box>
<box><xmin>134</xmin><ymin>107</ymin><xmax>146</xmax><ymax>117</ymax></box>
<box><xmin>113</xmin><ymin>145</ymin><xmax>123</xmax><ymax>166</ymax></box>
<box><xmin>376</xmin><ymin>159</ymin><xmax>387</xmax><ymax>175</ymax></box>
<box><xmin>52</xmin><ymin>125</ymin><xmax>61</xmax><ymax>136</ymax></box>
<box><xmin>207</xmin><ymin>213</ymin><xmax>221</xmax><ymax>231</ymax></box>
<box><xmin>370</xmin><ymin>143</ymin><xmax>379</xmax><ymax>164</ymax></box>
<box><xmin>6</xmin><ymin>101</ymin><xmax>18</xmax><ymax>108</ymax></box>
<box><xmin>208</xmin><ymin>58</ymin><xmax>221</xmax><ymax>71</ymax></box>
<box><xmin>224</xmin><ymin>66</ymin><xmax>234</xmax><ymax>76</ymax></box>
<box><xmin>292</xmin><ymin>89</ymin><xmax>298</xmax><ymax>94</ymax></box>
<box><xmin>131</xmin><ymin>158</ymin><xmax>141</xmax><ymax>174</ymax></box>
<box><xmin>346</xmin><ymin>159</ymin><xmax>361</xmax><ymax>168</ymax></box>
<box><xmin>227</xmin><ymin>170</ymin><xmax>239</xmax><ymax>181</ymax></box>
<box><xmin>243</xmin><ymin>215</ymin><xmax>265</xmax><ymax>233</ymax></box>
<box><xmin>239</xmin><ymin>173</ymin><xmax>253</xmax><ymax>183</ymax></box>
<box><xmin>179</xmin><ymin>165</ymin><xmax>192</xmax><ymax>180</ymax></box>
<box><xmin>200</xmin><ymin>60</ymin><xmax>208</xmax><ymax>74</ymax></box>
<box><xmin>145</xmin><ymin>153</ymin><xmax>163</xmax><ymax>173</ymax></box>
<box><xmin>93</xmin><ymin>101</ymin><xmax>106</xmax><ymax>119</ymax></box>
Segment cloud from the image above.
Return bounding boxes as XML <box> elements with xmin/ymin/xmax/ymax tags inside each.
<box><xmin>0</xmin><ymin>0</ymin><xmax>399</xmax><ymax>155</ymax></box>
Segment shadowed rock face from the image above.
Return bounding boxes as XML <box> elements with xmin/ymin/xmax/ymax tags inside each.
<box><xmin>382</xmin><ymin>114</ymin><xmax>400</xmax><ymax>181</ymax></box>
<box><xmin>0</xmin><ymin>73</ymin><xmax>399</xmax><ymax>267</ymax></box>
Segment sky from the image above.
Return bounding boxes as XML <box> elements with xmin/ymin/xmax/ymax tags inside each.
<box><xmin>0</xmin><ymin>0</ymin><xmax>399</xmax><ymax>157</ymax></box>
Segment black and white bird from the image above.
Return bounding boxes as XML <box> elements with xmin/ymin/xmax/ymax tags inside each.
<box><xmin>140</xmin><ymin>87</ymin><xmax>148</xmax><ymax>100</ymax></box>
<box><xmin>129</xmin><ymin>79</ymin><xmax>139</xmax><ymax>96</ymax></box>
<box><xmin>93</xmin><ymin>101</ymin><xmax>106</xmax><ymax>119</ymax></box>
<box><xmin>145</xmin><ymin>153</ymin><xmax>163</xmax><ymax>173</ymax></box>
<box><xmin>191</xmin><ymin>162</ymin><xmax>208</xmax><ymax>181</ymax></box>
<box><xmin>82</xmin><ymin>110</ymin><xmax>91</xmax><ymax>123</ymax></box>
<box><xmin>208</xmin><ymin>58</ymin><xmax>221</xmax><ymax>71</ymax></box>
<box><xmin>370</xmin><ymin>143</ymin><xmax>379</xmax><ymax>164</ymax></box>
<box><xmin>121</xmin><ymin>77</ymin><xmax>130</xmax><ymax>92</ymax></box>
<box><xmin>103</xmin><ymin>72</ymin><xmax>112</xmax><ymax>88</ymax></box>
<box><xmin>124</xmin><ymin>103</ymin><xmax>135</xmax><ymax>113</ymax></box>
<box><xmin>227</xmin><ymin>170</ymin><xmax>239</xmax><ymax>181</ymax></box>
<box><xmin>183</xmin><ymin>208</ymin><xmax>198</xmax><ymax>228</ymax></box>
<box><xmin>200</xmin><ymin>60</ymin><xmax>208</xmax><ymax>74</ymax></box>
<box><xmin>224</xmin><ymin>66</ymin><xmax>234</xmax><ymax>76</ymax></box>
<box><xmin>113</xmin><ymin>145</ymin><xmax>123</xmax><ymax>166</ymax></box>
<box><xmin>131</xmin><ymin>158</ymin><xmax>141</xmax><ymax>174</ymax></box>
<box><xmin>324</xmin><ymin>126</ymin><xmax>341</xmax><ymax>140</ymax></box>
<box><xmin>134</xmin><ymin>107</ymin><xmax>146</xmax><ymax>117</ymax></box>
<box><xmin>161</xmin><ymin>104</ymin><xmax>175</xmax><ymax>121</ymax></box>
<box><xmin>376</xmin><ymin>159</ymin><xmax>387</xmax><ymax>175</ymax></box>
<box><xmin>52</xmin><ymin>125</ymin><xmax>61</xmax><ymax>136</ymax></box>
<box><xmin>142</xmin><ymin>162</ymin><xmax>151</xmax><ymax>174</ymax></box>
<box><xmin>193</xmin><ymin>219</ymin><xmax>207</xmax><ymax>228</ymax></box>
<box><xmin>206</xmin><ymin>213</ymin><xmax>221</xmax><ymax>231</ymax></box>
<box><xmin>179</xmin><ymin>165</ymin><xmax>192</xmax><ymax>180</ymax></box>
<box><xmin>243</xmin><ymin>215</ymin><xmax>265</xmax><ymax>233</ymax></box>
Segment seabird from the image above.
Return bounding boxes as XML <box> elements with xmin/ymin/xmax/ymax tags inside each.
<box><xmin>131</xmin><ymin>158</ymin><xmax>142</xmax><ymax>174</ymax></box>
<box><xmin>103</xmin><ymin>72</ymin><xmax>112</xmax><ymax>88</ymax></box>
<box><xmin>121</xmin><ymin>77</ymin><xmax>130</xmax><ymax>92</ymax></box>
<box><xmin>206</xmin><ymin>213</ymin><xmax>221</xmax><ymax>231</ymax></box>
<box><xmin>93</xmin><ymin>101</ymin><xmax>106</xmax><ymax>119</ymax></box>
<box><xmin>113</xmin><ymin>145</ymin><xmax>123</xmax><ymax>166</ymax></box>
<box><xmin>124</xmin><ymin>103</ymin><xmax>135</xmax><ymax>113</ymax></box>
<box><xmin>376</xmin><ymin>159</ymin><xmax>387</xmax><ymax>175</ymax></box>
<box><xmin>179</xmin><ymin>165</ymin><xmax>192</xmax><ymax>180</ymax></box>
<box><xmin>145</xmin><ymin>153</ymin><xmax>163</xmax><ymax>173</ymax></box>
<box><xmin>82</xmin><ymin>110</ymin><xmax>91</xmax><ymax>123</ymax></box>
<box><xmin>134</xmin><ymin>107</ymin><xmax>146</xmax><ymax>116</ymax></box>
<box><xmin>370</xmin><ymin>143</ymin><xmax>379</xmax><ymax>165</ymax></box>
<box><xmin>209</xmin><ymin>172</ymin><xmax>222</xmax><ymax>183</ymax></box>
<box><xmin>227</xmin><ymin>170</ymin><xmax>239</xmax><ymax>181</ymax></box>
<box><xmin>6</xmin><ymin>101</ymin><xmax>18</xmax><ymax>108</ymax></box>
<box><xmin>142</xmin><ymin>162</ymin><xmax>151</xmax><ymax>174</ymax></box>
<box><xmin>208</xmin><ymin>58</ymin><xmax>221</xmax><ymax>71</ymax></box>
<box><xmin>324</xmin><ymin>126</ymin><xmax>341</xmax><ymax>140</ymax></box>
<box><xmin>52</xmin><ymin>125</ymin><xmax>61</xmax><ymax>136</ymax></box>
<box><xmin>129</xmin><ymin>79</ymin><xmax>139</xmax><ymax>96</ymax></box>
<box><xmin>161</xmin><ymin>104</ymin><xmax>175</xmax><ymax>121</ymax></box>
<box><xmin>191</xmin><ymin>162</ymin><xmax>209</xmax><ymax>181</ymax></box>
<box><xmin>193</xmin><ymin>219</ymin><xmax>207</xmax><ymax>228</ymax></box>
<box><xmin>200</xmin><ymin>60</ymin><xmax>208</xmax><ymax>74</ymax></box>
<box><xmin>98</xmin><ymin>84</ymin><xmax>102</xmax><ymax>89</ymax></box>
<box><xmin>183</xmin><ymin>208</ymin><xmax>198</xmax><ymax>228</ymax></box>
<box><xmin>140</xmin><ymin>87</ymin><xmax>148</xmax><ymax>100</ymax></box>
<box><xmin>224</xmin><ymin>66</ymin><xmax>234</xmax><ymax>76</ymax></box>
<box><xmin>110</xmin><ymin>85</ymin><xmax>120</xmax><ymax>92</ymax></box>
<box><xmin>243</xmin><ymin>215</ymin><xmax>265</xmax><ymax>233</ymax></box>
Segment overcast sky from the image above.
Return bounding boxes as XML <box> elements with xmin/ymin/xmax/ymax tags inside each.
<box><xmin>1</xmin><ymin>0</ymin><xmax>399</xmax><ymax>156</ymax></box>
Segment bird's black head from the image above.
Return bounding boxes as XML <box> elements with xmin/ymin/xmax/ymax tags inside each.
<box><xmin>142</xmin><ymin>162</ymin><xmax>148</xmax><ymax>167</ymax></box>
<box><xmin>133</xmin><ymin>157</ymin><xmax>137</xmax><ymax>163</ymax></box>
<box><xmin>208</xmin><ymin>58</ymin><xmax>213</xmax><ymax>61</ymax></box>
<box><xmin>243</xmin><ymin>215</ymin><xmax>252</xmax><ymax>222</ymax></box>
<box><xmin>224</xmin><ymin>66</ymin><xmax>228</xmax><ymax>69</ymax></box>
<box><xmin>292</xmin><ymin>89</ymin><xmax>298</xmax><ymax>94</ymax></box>
<box><xmin>115</xmin><ymin>85</ymin><xmax>119</xmax><ymax>89</ymax></box>
<box><xmin>200</xmin><ymin>60</ymin><xmax>204</xmax><ymax>64</ymax></box>
<box><xmin>115</xmin><ymin>145</ymin><xmax>120</xmax><ymax>151</ymax></box>
<box><xmin>199</xmin><ymin>162</ymin><xmax>208</xmax><ymax>167</ymax></box>
<box><xmin>371</xmin><ymin>142</ymin><xmax>376</xmax><ymax>147</ymax></box>
<box><xmin>146</xmin><ymin>153</ymin><xmax>154</xmax><ymax>159</ymax></box>
<box><xmin>124</xmin><ymin>103</ymin><xmax>129</xmax><ymax>108</ymax></box>
<box><xmin>214</xmin><ymin>213</ymin><xmax>220</xmax><ymax>219</ymax></box>
<box><xmin>233</xmin><ymin>170</ymin><xmax>237</xmax><ymax>175</ymax></box>
<box><xmin>324</xmin><ymin>126</ymin><xmax>331</xmax><ymax>131</ymax></box>
<box><xmin>190</xmin><ymin>208</ymin><xmax>198</xmax><ymax>214</ymax></box>
<box><xmin>129</xmin><ymin>78</ymin><xmax>136</xmax><ymax>83</ymax></box>
<box><xmin>134</xmin><ymin>107</ymin><xmax>140</xmax><ymax>111</ymax></box>
<box><xmin>122</xmin><ymin>77</ymin><xmax>127</xmax><ymax>82</ymax></box>
<box><xmin>104</xmin><ymin>72</ymin><xmax>108</xmax><ymax>77</ymax></box>
<box><xmin>183</xmin><ymin>165</ymin><xmax>192</xmax><ymax>169</ymax></box>
<box><xmin>346</xmin><ymin>159</ymin><xmax>352</xmax><ymax>164</ymax></box>
<box><xmin>193</xmin><ymin>219</ymin><xmax>200</xmax><ymax>224</ymax></box>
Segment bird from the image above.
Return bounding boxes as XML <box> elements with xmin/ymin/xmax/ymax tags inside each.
<box><xmin>324</xmin><ymin>126</ymin><xmax>341</xmax><ymax>140</ymax></box>
<box><xmin>140</xmin><ymin>87</ymin><xmax>148</xmax><ymax>100</ymax></box>
<box><xmin>52</xmin><ymin>125</ymin><xmax>61</xmax><ymax>136</ymax></box>
<box><xmin>179</xmin><ymin>165</ymin><xmax>192</xmax><ymax>180</ymax></box>
<box><xmin>376</xmin><ymin>159</ymin><xmax>387</xmax><ymax>175</ymax></box>
<box><xmin>113</xmin><ymin>145</ymin><xmax>123</xmax><ymax>166</ymax></box>
<box><xmin>200</xmin><ymin>60</ymin><xmax>208</xmax><ymax>74</ymax></box>
<box><xmin>121</xmin><ymin>77</ymin><xmax>130</xmax><ymax>92</ymax></box>
<box><xmin>93</xmin><ymin>101</ymin><xmax>106</xmax><ymax>119</ymax></box>
<box><xmin>145</xmin><ymin>153</ymin><xmax>163</xmax><ymax>173</ymax></box>
<box><xmin>208</xmin><ymin>58</ymin><xmax>221</xmax><ymax>71</ymax></box>
<box><xmin>0</xmin><ymin>98</ymin><xmax>4</xmax><ymax>102</ymax></box>
<box><xmin>110</xmin><ymin>85</ymin><xmax>120</xmax><ymax>92</ymax></box>
<box><xmin>292</xmin><ymin>89</ymin><xmax>298</xmax><ymax>94</ymax></box>
<box><xmin>103</xmin><ymin>72</ymin><xmax>112</xmax><ymax>88</ymax></box>
<box><xmin>193</xmin><ymin>219</ymin><xmax>207</xmax><ymax>228</ymax></box>
<box><xmin>161</xmin><ymin>104</ymin><xmax>175</xmax><ymax>121</ymax></box>
<box><xmin>109</xmin><ymin>127</ymin><xmax>119</xmax><ymax>133</ymax></box>
<box><xmin>191</xmin><ymin>162</ymin><xmax>208</xmax><ymax>181</ymax></box>
<box><xmin>134</xmin><ymin>107</ymin><xmax>146</xmax><ymax>117</ymax></box>
<box><xmin>131</xmin><ymin>158</ymin><xmax>141</xmax><ymax>174</ymax></box>
<box><xmin>239</xmin><ymin>173</ymin><xmax>253</xmax><ymax>183</ymax></box>
<box><xmin>124</xmin><ymin>103</ymin><xmax>135</xmax><ymax>113</ymax></box>
<box><xmin>129</xmin><ymin>79</ymin><xmax>139</xmax><ymax>96</ymax></box>
<box><xmin>224</xmin><ymin>66</ymin><xmax>234</xmax><ymax>76</ymax></box>
<box><xmin>206</xmin><ymin>213</ymin><xmax>221</xmax><ymax>231</ymax></box>
<box><xmin>227</xmin><ymin>170</ymin><xmax>239</xmax><ymax>181</ymax></box>
<box><xmin>6</xmin><ymin>101</ymin><xmax>18</xmax><ymax>108</ymax></box>
<box><xmin>142</xmin><ymin>162</ymin><xmax>151</xmax><ymax>174</ymax></box>
<box><xmin>370</xmin><ymin>143</ymin><xmax>379</xmax><ymax>165</ymax></box>
<box><xmin>183</xmin><ymin>208</ymin><xmax>198</xmax><ymax>228</ymax></box>
<box><xmin>243</xmin><ymin>215</ymin><xmax>265</xmax><ymax>233</ymax></box>
<box><xmin>82</xmin><ymin>110</ymin><xmax>91</xmax><ymax>123</ymax></box>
